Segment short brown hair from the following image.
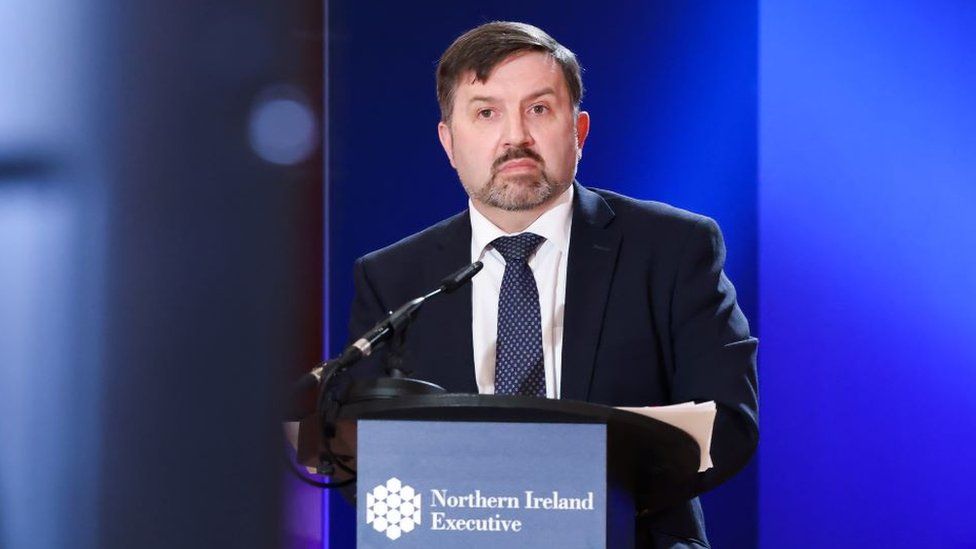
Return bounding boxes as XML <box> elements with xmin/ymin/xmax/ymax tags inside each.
<box><xmin>436</xmin><ymin>21</ymin><xmax>584</xmax><ymax>122</ymax></box>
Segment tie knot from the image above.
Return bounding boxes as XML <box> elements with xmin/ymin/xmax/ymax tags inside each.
<box><xmin>491</xmin><ymin>233</ymin><xmax>545</xmax><ymax>263</ymax></box>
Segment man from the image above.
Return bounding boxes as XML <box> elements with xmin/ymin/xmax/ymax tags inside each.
<box><xmin>346</xmin><ymin>21</ymin><xmax>757</xmax><ymax>548</ymax></box>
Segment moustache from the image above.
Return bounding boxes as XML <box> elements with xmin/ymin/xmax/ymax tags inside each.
<box><xmin>492</xmin><ymin>147</ymin><xmax>544</xmax><ymax>173</ymax></box>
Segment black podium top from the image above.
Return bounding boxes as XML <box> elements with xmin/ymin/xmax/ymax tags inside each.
<box><xmin>339</xmin><ymin>393</ymin><xmax>701</xmax><ymax>512</ymax></box>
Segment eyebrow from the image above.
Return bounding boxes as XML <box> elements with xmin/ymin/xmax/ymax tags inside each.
<box><xmin>467</xmin><ymin>87</ymin><xmax>557</xmax><ymax>105</ymax></box>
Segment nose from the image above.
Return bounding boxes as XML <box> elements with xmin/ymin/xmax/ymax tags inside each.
<box><xmin>502</xmin><ymin>113</ymin><xmax>534</xmax><ymax>148</ymax></box>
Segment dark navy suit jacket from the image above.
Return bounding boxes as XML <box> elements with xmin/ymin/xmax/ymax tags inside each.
<box><xmin>346</xmin><ymin>183</ymin><xmax>758</xmax><ymax>548</ymax></box>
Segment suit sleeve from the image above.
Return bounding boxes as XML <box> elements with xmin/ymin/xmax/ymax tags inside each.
<box><xmin>669</xmin><ymin>217</ymin><xmax>758</xmax><ymax>494</ymax></box>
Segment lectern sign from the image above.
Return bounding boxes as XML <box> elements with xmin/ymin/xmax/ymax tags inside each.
<box><xmin>357</xmin><ymin>420</ymin><xmax>607</xmax><ymax>548</ymax></box>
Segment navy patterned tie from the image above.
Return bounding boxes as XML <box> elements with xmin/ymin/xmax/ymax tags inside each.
<box><xmin>491</xmin><ymin>233</ymin><xmax>546</xmax><ymax>397</ymax></box>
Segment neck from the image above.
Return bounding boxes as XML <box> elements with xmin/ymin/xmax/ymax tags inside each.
<box><xmin>471</xmin><ymin>201</ymin><xmax>552</xmax><ymax>233</ymax></box>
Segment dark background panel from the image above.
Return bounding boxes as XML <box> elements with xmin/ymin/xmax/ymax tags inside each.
<box><xmin>96</xmin><ymin>1</ymin><xmax>325</xmax><ymax>548</ymax></box>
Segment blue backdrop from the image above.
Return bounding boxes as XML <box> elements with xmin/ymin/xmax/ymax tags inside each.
<box><xmin>4</xmin><ymin>2</ymin><xmax>970</xmax><ymax>547</ymax></box>
<box><xmin>327</xmin><ymin>2</ymin><xmax>976</xmax><ymax>547</ymax></box>
<box><xmin>760</xmin><ymin>1</ymin><xmax>976</xmax><ymax>546</ymax></box>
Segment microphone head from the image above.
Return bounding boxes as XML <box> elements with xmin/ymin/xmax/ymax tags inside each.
<box><xmin>439</xmin><ymin>261</ymin><xmax>483</xmax><ymax>293</ymax></box>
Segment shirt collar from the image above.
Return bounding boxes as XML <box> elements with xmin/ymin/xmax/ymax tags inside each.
<box><xmin>469</xmin><ymin>184</ymin><xmax>574</xmax><ymax>258</ymax></box>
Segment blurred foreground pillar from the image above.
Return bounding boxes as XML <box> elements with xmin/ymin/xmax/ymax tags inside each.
<box><xmin>1</xmin><ymin>1</ymin><xmax>324</xmax><ymax>548</ymax></box>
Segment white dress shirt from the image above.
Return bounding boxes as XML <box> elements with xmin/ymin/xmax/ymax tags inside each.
<box><xmin>469</xmin><ymin>185</ymin><xmax>574</xmax><ymax>398</ymax></box>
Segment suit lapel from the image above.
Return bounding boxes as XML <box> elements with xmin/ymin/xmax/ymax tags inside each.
<box><xmin>561</xmin><ymin>184</ymin><xmax>620</xmax><ymax>401</ymax></box>
<box><xmin>426</xmin><ymin>211</ymin><xmax>478</xmax><ymax>393</ymax></box>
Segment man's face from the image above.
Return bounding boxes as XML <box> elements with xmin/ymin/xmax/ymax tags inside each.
<box><xmin>437</xmin><ymin>51</ymin><xmax>589</xmax><ymax>213</ymax></box>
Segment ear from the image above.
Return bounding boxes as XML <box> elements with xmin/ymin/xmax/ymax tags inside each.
<box><xmin>437</xmin><ymin>121</ymin><xmax>456</xmax><ymax>168</ymax></box>
<box><xmin>575</xmin><ymin>111</ymin><xmax>591</xmax><ymax>152</ymax></box>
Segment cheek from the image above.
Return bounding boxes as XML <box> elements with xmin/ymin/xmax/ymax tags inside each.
<box><xmin>540</xmin><ymin>136</ymin><xmax>577</xmax><ymax>168</ymax></box>
<box><xmin>456</xmin><ymin>139</ymin><xmax>495</xmax><ymax>171</ymax></box>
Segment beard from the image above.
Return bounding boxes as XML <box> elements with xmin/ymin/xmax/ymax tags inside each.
<box><xmin>464</xmin><ymin>146</ymin><xmax>571</xmax><ymax>212</ymax></box>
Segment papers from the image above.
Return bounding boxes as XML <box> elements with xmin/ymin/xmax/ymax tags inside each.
<box><xmin>283</xmin><ymin>421</ymin><xmax>301</xmax><ymax>450</ymax></box>
<box><xmin>616</xmin><ymin>401</ymin><xmax>716</xmax><ymax>472</ymax></box>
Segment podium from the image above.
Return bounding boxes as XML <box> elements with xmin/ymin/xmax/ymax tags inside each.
<box><xmin>299</xmin><ymin>393</ymin><xmax>700</xmax><ymax>548</ymax></box>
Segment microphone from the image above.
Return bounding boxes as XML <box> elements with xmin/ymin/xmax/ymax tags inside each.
<box><xmin>347</xmin><ymin>260</ymin><xmax>483</xmax><ymax>359</ymax></box>
<box><xmin>438</xmin><ymin>260</ymin><xmax>483</xmax><ymax>293</ymax></box>
<box><xmin>286</xmin><ymin>261</ymin><xmax>483</xmax><ymax>416</ymax></box>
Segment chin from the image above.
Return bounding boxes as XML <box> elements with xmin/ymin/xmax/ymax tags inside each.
<box><xmin>489</xmin><ymin>180</ymin><xmax>552</xmax><ymax>211</ymax></box>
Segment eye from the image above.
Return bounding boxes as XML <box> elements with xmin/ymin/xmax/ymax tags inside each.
<box><xmin>529</xmin><ymin>104</ymin><xmax>549</xmax><ymax>115</ymax></box>
<box><xmin>476</xmin><ymin>108</ymin><xmax>495</xmax><ymax>119</ymax></box>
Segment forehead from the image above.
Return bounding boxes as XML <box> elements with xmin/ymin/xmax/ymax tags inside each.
<box><xmin>454</xmin><ymin>51</ymin><xmax>569</xmax><ymax>101</ymax></box>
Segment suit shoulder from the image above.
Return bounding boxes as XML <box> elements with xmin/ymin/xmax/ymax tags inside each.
<box><xmin>587</xmin><ymin>186</ymin><xmax>716</xmax><ymax>232</ymax></box>
<box><xmin>358</xmin><ymin>210</ymin><xmax>468</xmax><ymax>267</ymax></box>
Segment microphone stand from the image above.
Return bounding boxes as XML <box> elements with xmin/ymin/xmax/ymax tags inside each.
<box><xmin>290</xmin><ymin>260</ymin><xmax>483</xmax><ymax>489</ymax></box>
